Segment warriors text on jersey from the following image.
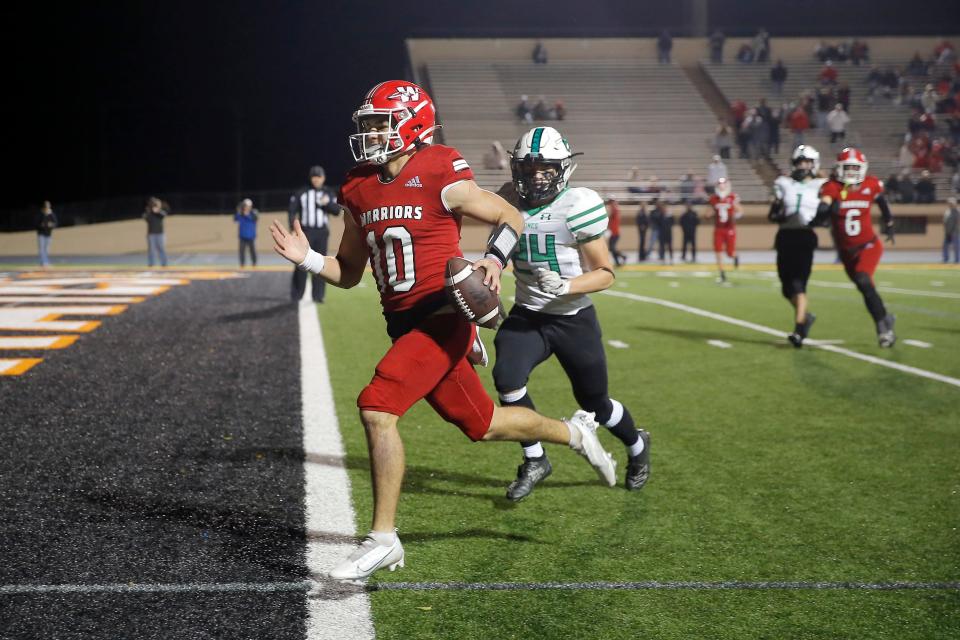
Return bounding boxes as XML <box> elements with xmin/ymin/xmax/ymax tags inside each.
<box><xmin>512</xmin><ymin>187</ymin><xmax>608</xmax><ymax>315</ymax></box>
<box><xmin>820</xmin><ymin>176</ymin><xmax>884</xmax><ymax>250</ymax></box>
<box><xmin>773</xmin><ymin>176</ymin><xmax>827</xmax><ymax>228</ymax></box>
<box><xmin>709</xmin><ymin>192</ymin><xmax>740</xmax><ymax>229</ymax></box>
<box><xmin>340</xmin><ymin>145</ymin><xmax>473</xmax><ymax>313</ymax></box>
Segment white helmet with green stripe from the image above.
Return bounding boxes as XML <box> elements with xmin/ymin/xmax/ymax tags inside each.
<box><xmin>511</xmin><ymin>126</ymin><xmax>580</xmax><ymax>206</ymax></box>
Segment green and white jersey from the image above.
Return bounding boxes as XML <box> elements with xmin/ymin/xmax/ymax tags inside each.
<box><xmin>513</xmin><ymin>187</ymin><xmax>607</xmax><ymax>315</ymax></box>
<box><xmin>773</xmin><ymin>176</ymin><xmax>826</xmax><ymax>229</ymax></box>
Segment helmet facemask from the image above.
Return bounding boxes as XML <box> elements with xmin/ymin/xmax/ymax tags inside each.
<box><xmin>349</xmin><ymin>110</ymin><xmax>414</xmax><ymax>165</ymax></box>
<box><xmin>511</xmin><ymin>156</ymin><xmax>572</xmax><ymax>206</ymax></box>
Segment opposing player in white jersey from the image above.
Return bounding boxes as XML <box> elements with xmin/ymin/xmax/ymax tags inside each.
<box><xmin>769</xmin><ymin>145</ymin><xmax>827</xmax><ymax>347</ymax></box>
<box><xmin>493</xmin><ymin>126</ymin><xmax>650</xmax><ymax>500</ymax></box>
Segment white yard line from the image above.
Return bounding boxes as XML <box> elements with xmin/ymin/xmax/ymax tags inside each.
<box><xmin>904</xmin><ymin>339</ymin><xmax>933</xmax><ymax>349</ymax></box>
<box><xmin>600</xmin><ymin>290</ymin><xmax>960</xmax><ymax>389</ymax></box>
<box><xmin>707</xmin><ymin>340</ymin><xmax>732</xmax><ymax>349</ymax></box>
<box><xmin>729</xmin><ymin>272</ymin><xmax>960</xmax><ymax>299</ymax></box>
<box><xmin>299</xmin><ymin>300</ymin><xmax>374</xmax><ymax>640</ymax></box>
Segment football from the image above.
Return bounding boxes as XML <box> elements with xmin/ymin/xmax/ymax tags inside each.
<box><xmin>444</xmin><ymin>256</ymin><xmax>504</xmax><ymax>329</ymax></box>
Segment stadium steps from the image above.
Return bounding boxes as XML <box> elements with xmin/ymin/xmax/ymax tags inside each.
<box><xmin>427</xmin><ymin>60</ymin><xmax>770</xmax><ymax>201</ymax></box>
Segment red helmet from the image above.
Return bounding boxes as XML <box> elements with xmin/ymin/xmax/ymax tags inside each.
<box><xmin>836</xmin><ymin>147</ymin><xmax>868</xmax><ymax>185</ymax></box>
<box><xmin>349</xmin><ymin>80</ymin><xmax>437</xmax><ymax>165</ymax></box>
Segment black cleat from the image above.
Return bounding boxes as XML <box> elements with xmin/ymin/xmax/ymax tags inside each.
<box><xmin>788</xmin><ymin>312</ymin><xmax>816</xmax><ymax>348</ymax></box>
<box><xmin>734</xmin><ymin>255</ymin><xmax>740</xmax><ymax>269</ymax></box>
<box><xmin>625</xmin><ymin>430</ymin><xmax>651</xmax><ymax>491</ymax></box>
<box><xmin>505</xmin><ymin>455</ymin><xmax>552</xmax><ymax>501</ymax></box>
<box><xmin>787</xmin><ymin>331</ymin><xmax>804</xmax><ymax>348</ymax></box>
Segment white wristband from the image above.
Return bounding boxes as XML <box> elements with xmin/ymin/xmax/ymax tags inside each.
<box><xmin>298</xmin><ymin>248</ymin><xmax>325</xmax><ymax>274</ymax></box>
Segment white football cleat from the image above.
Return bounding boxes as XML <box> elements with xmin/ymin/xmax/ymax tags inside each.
<box><xmin>467</xmin><ymin>333</ymin><xmax>489</xmax><ymax>367</ymax></box>
<box><xmin>328</xmin><ymin>532</ymin><xmax>405</xmax><ymax>581</ymax></box>
<box><xmin>566</xmin><ymin>410</ymin><xmax>617</xmax><ymax>487</ymax></box>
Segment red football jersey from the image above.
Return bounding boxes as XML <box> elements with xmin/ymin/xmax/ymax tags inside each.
<box><xmin>340</xmin><ymin>145</ymin><xmax>473</xmax><ymax>313</ymax></box>
<box><xmin>820</xmin><ymin>175</ymin><xmax>883</xmax><ymax>250</ymax></box>
<box><xmin>709</xmin><ymin>192</ymin><xmax>740</xmax><ymax>229</ymax></box>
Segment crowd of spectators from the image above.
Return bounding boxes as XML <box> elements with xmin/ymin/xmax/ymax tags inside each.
<box><xmin>815</xmin><ymin>39</ymin><xmax>871</xmax><ymax>65</ymax></box>
<box><xmin>516</xmin><ymin>95</ymin><xmax>566</xmax><ymax>123</ymax></box>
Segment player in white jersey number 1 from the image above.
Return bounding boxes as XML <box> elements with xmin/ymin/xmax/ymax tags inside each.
<box><xmin>769</xmin><ymin>145</ymin><xmax>827</xmax><ymax>348</ymax></box>
<box><xmin>492</xmin><ymin>126</ymin><xmax>650</xmax><ymax>500</ymax></box>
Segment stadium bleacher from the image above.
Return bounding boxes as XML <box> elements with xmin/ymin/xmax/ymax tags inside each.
<box><xmin>425</xmin><ymin>60</ymin><xmax>771</xmax><ymax>202</ymax></box>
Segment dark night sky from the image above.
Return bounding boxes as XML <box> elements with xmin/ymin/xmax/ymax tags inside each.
<box><xmin>3</xmin><ymin>1</ymin><xmax>958</xmax><ymax>212</ymax></box>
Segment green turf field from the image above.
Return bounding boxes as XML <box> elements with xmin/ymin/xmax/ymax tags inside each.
<box><xmin>319</xmin><ymin>265</ymin><xmax>960</xmax><ymax>640</ymax></box>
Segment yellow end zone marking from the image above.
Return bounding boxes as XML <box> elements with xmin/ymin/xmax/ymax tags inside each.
<box><xmin>0</xmin><ymin>336</ymin><xmax>79</xmax><ymax>349</ymax></box>
<box><xmin>0</xmin><ymin>358</ymin><xmax>43</xmax><ymax>375</ymax></box>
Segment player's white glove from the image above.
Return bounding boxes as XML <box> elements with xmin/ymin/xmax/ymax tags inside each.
<box><xmin>536</xmin><ymin>268</ymin><xmax>571</xmax><ymax>296</ymax></box>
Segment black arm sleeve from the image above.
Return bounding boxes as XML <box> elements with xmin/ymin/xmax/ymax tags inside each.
<box><xmin>767</xmin><ymin>200</ymin><xmax>785</xmax><ymax>223</ymax></box>
<box><xmin>810</xmin><ymin>200</ymin><xmax>835</xmax><ymax>227</ymax></box>
<box><xmin>875</xmin><ymin>195</ymin><xmax>893</xmax><ymax>228</ymax></box>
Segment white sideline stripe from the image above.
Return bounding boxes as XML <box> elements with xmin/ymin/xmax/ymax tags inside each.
<box><xmin>707</xmin><ymin>340</ymin><xmax>732</xmax><ymax>349</ymax></box>
<box><xmin>2</xmin><ymin>580</ymin><xmax>957</xmax><ymax>595</ymax></box>
<box><xmin>904</xmin><ymin>339</ymin><xmax>933</xmax><ymax>348</ymax></box>
<box><xmin>808</xmin><ymin>278</ymin><xmax>960</xmax><ymax>300</ymax></box>
<box><xmin>299</xmin><ymin>300</ymin><xmax>374</xmax><ymax>640</ymax></box>
<box><xmin>600</xmin><ymin>290</ymin><xmax>960</xmax><ymax>389</ymax></box>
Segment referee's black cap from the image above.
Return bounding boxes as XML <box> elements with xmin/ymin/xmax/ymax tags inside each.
<box><xmin>308</xmin><ymin>165</ymin><xmax>325</xmax><ymax>178</ymax></box>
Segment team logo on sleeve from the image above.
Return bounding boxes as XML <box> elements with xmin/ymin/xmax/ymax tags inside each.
<box><xmin>387</xmin><ymin>86</ymin><xmax>421</xmax><ymax>102</ymax></box>
<box><xmin>452</xmin><ymin>158</ymin><xmax>470</xmax><ymax>172</ymax></box>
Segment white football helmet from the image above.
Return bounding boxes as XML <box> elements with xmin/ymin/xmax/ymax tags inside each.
<box><xmin>791</xmin><ymin>144</ymin><xmax>820</xmax><ymax>180</ymax></box>
<box><xmin>511</xmin><ymin>126</ymin><xmax>579</xmax><ymax>204</ymax></box>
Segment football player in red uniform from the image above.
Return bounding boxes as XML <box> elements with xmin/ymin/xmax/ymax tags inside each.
<box><xmin>270</xmin><ymin>81</ymin><xmax>617</xmax><ymax>580</ymax></box>
<box><xmin>816</xmin><ymin>147</ymin><xmax>897</xmax><ymax>347</ymax></box>
<box><xmin>708</xmin><ymin>178</ymin><xmax>742</xmax><ymax>282</ymax></box>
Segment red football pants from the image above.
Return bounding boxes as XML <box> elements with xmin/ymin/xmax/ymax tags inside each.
<box><xmin>713</xmin><ymin>228</ymin><xmax>737</xmax><ymax>257</ymax></box>
<box><xmin>841</xmin><ymin>239</ymin><xmax>883</xmax><ymax>282</ymax></box>
<box><xmin>357</xmin><ymin>313</ymin><xmax>494</xmax><ymax>441</ymax></box>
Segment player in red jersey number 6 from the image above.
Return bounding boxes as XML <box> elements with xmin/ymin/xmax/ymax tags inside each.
<box><xmin>270</xmin><ymin>80</ymin><xmax>617</xmax><ymax>581</ymax></box>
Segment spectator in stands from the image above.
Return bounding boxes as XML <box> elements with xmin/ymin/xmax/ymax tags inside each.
<box><xmin>885</xmin><ymin>173</ymin><xmax>901</xmax><ymax>202</ymax></box>
<box><xmin>788</xmin><ymin>105</ymin><xmax>810</xmax><ymax>147</ymax></box>
<box><xmin>929</xmin><ymin>138</ymin><xmax>947</xmax><ymax>173</ymax></box>
<box><xmin>866</xmin><ymin>66</ymin><xmax>884</xmax><ymax>103</ymax></box>
<box><xmin>657</xmin><ymin>30</ymin><xmax>673</xmax><ymax>64</ymax></box>
<box><xmin>635</xmin><ymin>203</ymin><xmax>649</xmax><ymax>262</ymax></box>
<box><xmin>947</xmin><ymin>114</ymin><xmax>960</xmax><ymax>147</ymax></box>
<box><xmin>736</xmin><ymin>43</ymin><xmax>755</xmax><ymax>64</ymax></box>
<box><xmin>483</xmin><ymin>141</ymin><xmax>509</xmax><ymax>170</ymax></box>
<box><xmin>837</xmin><ymin>82</ymin><xmax>851</xmax><ymax>113</ymax></box>
<box><xmin>533</xmin><ymin>96</ymin><xmax>551</xmax><ymax>121</ymax></box>
<box><xmin>738</xmin><ymin>110</ymin><xmax>756</xmax><ymax>159</ymax></box>
<box><xmin>234</xmin><ymin>198</ymin><xmax>258</xmax><ymax>268</ymax></box>
<box><xmin>679</xmin><ymin>202</ymin><xmax>699</xmax><ymax>263</ymax></box>
<box><xmin>754</xmin><ymin>28</ymin><xmax>770</xmax><ymax>63</ymax></box>
<box><xmin>679</xmin><ymin>173</ymin><xmax>695</xmax><ymax>199</ymax></box>
<box><xmin>516</xmin><ymin>95</ymin><xmax>533</xmax><ymax>123</ymax></box>
<box><xmin>953</xmin><ymin>170</ymin><xmax>960</xmax><ymax>197</ymax></box>
<box><xmin>826</xmin><ymin>104</ymin><xmax>851</xmax><ymax>144</ymax></box>
<box><xmin>645</xmin><ymin>175</ymin><xmax>662</xmax><ymax>196</ymax></box>
<box><xmin>814</xmin><ymin>41</ymin><xmax>834</xmax><ymax>63</ymax></box>
<box><xmin>768</xmin><ymin>105</ymin><xmax>783</xmax><ymax>155</ymax></box>
<box><xmin>36</xmin><ymin>200</ymin><xmax>57</xmax><ymax>268</ymax></box>
<box><xmin>815</xmin><ymin>87</ymin><xmax>835</xmax><ymax>130</ymax></box>
<box><xmin>916</xmin><ymin>170</ymin><xmax>937</xmax><ymax>203</ymax></box>
<box><xmin>554</xmin><ymin>100</ymin><xmax>566</xmax><ymax>121</ymax></box>
<box><xmin>714</xmin><ymin>122</ymin><xmax>733</xmax><ymax>159</ymax></box>
<box><xmin>532</xmin><ymin>41</ymin><xmax>548</xmax><ymax>65</ymax></box>
<box><xmin>770</xmin><ymin>60</ymin><xmax>787</xmax><ymax>95</ymax></box>
<box><xmin>657</xmin><ymin>203</ymin><xmax>675</xmax><ymax>264</ymax></box>
<box><xmin>819</xmin><ymin>60</ymin><xmax>838</xmax><ymax>86</ymax></box>
<box><xmin>605</xmin><ymin>199</ymin><xmax>626</xmax><ymax>266</ymax></box>
<box><xmin>899</xmin><ymin>171</ymin><xmax>916</xmax><ymax>203</ymax></box>
<box><xmin>707</xmin><ymin>155</ymin><xmax>728</xmax><ymax>190</ymax></box>
<box><xmin>944</xmin><ymin>197</ymin><xmax>960</xmax><ymax>263</ymax></box>
<box><xmin>692</xmin><ymin>175</ymin><xmax>708</xmax><ymax>203</ymax></box>
<box><xmin>934</xmin><ymin>40</ymin><xmax>956</xmax><ymax>66</ymax></box>
<box><xmin>907</xmin><ymin>52</ymin><xmax>928</xmax><ymax>76</ymax></box>
<box><xmin>709</xmin><ymin>29</ymin><xmax>725</xmax><ymax>64</ymax></box>
<box><xmin>921</xmin><ymin>84</ymin><xmax>939</xmax><ymax>114</ymax></box>
<box><xmin>648</xmin><ymin>199</ymin><xmax>663</xmax><ymax>258</ymax></box>
<box><xmin>850</xmin><ymin>40</ymin><xmax>870</xmax><ymax>65</ymax></box>
<box><xmin>750</xmin><ymin>109</ymin><xmax>770</xmax><ymax>159</ymax></box>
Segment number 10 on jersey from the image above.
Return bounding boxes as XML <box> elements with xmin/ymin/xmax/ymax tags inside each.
<box><xmin>367</xmin><ymin>226</ymin><xmax>416</xmax><ymax>292</ymax></box>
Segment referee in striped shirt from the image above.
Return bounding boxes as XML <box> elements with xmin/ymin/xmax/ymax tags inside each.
<box><xmin>289</xmin><ymin>165</ymin><xmax>341</xmax><ymax>302</ymax></box>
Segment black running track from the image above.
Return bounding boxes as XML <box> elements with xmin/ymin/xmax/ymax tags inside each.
<box><xmin>0</xmin><ymin>272</ymin><xmax>308</xmax><ymax>639</ymax></box>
